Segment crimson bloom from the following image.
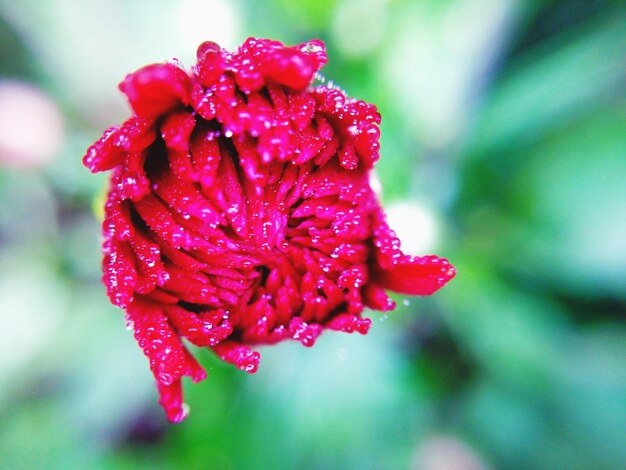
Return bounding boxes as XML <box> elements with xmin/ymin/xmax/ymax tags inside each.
<box><xmin>83</xmin><ymin>38</ymin><xmax>455</xmax><ymax>422</ymax></box>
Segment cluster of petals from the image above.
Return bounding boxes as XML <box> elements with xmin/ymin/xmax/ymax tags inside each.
<box><xmin>83</xmin><ymin>38</ymin><xmax>455</xmax><ymax>422</ymax></box>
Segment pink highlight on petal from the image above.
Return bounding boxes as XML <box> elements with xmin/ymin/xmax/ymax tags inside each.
<box><xmin>83</xmin><ymin>37</ymin><xmax>455</xmax><ymax>422</ymax></box>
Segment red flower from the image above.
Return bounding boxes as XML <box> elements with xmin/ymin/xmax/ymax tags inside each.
<box><xmin>83</xmin><ymin>38</ymin><xmax>455</xmax><ymax>422</ymax></box>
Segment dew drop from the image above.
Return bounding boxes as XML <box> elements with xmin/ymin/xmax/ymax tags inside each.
<box><xmin>303</xmin><ymin>41</ymin><xmax>324</xmax><ymax>54</ymax></box>
<box><xmin>336</xmin><ymin>348</ymin><xmax>348</xmax><ymax>361</ymax></box>
<box><xmin>159</xmin><ymin>372</ymin><xmax>173</xmax><ymax>385</ymax></box>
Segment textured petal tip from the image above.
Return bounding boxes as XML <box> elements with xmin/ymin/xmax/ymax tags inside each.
<box><xmin>169</xmin><ymin>403</ymin><xmax>190</xmax><ymax>424</ymax></box>
<box><xmin>259</xmin><ymin>39</ymin><xmax>326</xmax><ymax>91</ymax></box>
<box><xmin>374</xmin><ymin>255</ymin><xmax>456</xmax><ymax>296</ymax></box>
<box><xmin>213</xmin><ymin>341</ymin><xmax>261</xmax><ymax>373</ymax></box>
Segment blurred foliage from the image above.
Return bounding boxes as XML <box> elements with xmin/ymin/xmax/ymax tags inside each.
<box><xmin>0</xmin><ymin>0</ymin><xmax>624</xmax><ymax>469</ymax></box>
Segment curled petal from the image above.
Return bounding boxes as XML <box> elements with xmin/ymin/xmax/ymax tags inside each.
<box><xmin>83</xmin><ymin>127</ymin><xmax>124</xmax><ymax>173</ymax></box>
<box><xmin>212</xmin><ymin>341</ymin><xmax>260</xmax><ymax>373</ymax></box>
<box><xmin>156</xmin><ymin>350</ymin><xmax>205</xmax><ymax>423</ymax></box>
<box><xmin>120</xmin><ymin>63</ymin><xmax>192</xmax><ymax>118</ymax></box>
<box><xmin>127</xmin><ymin>300</ymin><xmax>207</xmax><ymax>422</ymax></box>
<box><xmin>289</xmin><ymin>317</ymin><xmax>323</xmax><ymax>347</ymax></box>
<box><xmin>162</xmin><ymin>111</ymin><xmax>196</xmax><ymax>152</ymax></box>
<box><xmin>166</xmin><ymin>305</ymin><xmax>233</xmax><ymax>347</ymax></box>
<box><xmin>326</xmin><ymin>313</ymin><xmax>371</xmax><ymax>335</ymax></box>
<box><xmin>195</xmin><ymin>41</ymin><xmax>226</xmax><ymax>87</ymax></box>
<box><xmin>156</xmin><ymin>379</ymin><xmax>188</xmax><ymax>423</ymax></box>
<box><xmin>127</xmin><ymin>300</ymin><xmax>188</xmax><ymax>385</ymax></box>
<box><xmin>102</xmin><ymin>238</ymin><xmax>137</xmax><ymax>308</ymax></box>
<box><xmin>362</xmin><ymin>284</ymin><xmax>395</xmax><ymax>311</ymax></box>
<box><xmin>261</xmin><ymin>47</ymin><xmax>319</xmax><ymax>91</ymax></box>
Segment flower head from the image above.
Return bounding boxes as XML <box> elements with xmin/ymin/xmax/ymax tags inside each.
<box><xmin>83</xmin><ymin>38</ymin><xmax>455</xmax><ymax>422</ymax></box>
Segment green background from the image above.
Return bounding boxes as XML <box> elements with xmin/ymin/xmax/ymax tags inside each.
<box><xmin>0</xmin><ymin>0</ymin><xmax>624</xmax><ymax>469</ymax></box>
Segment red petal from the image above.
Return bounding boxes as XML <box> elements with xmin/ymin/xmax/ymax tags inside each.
<box><xmin>195</xmin><ymin>41</ymin><xmax>226</xmax><ymax>87</ymax></box>
<box><xmin>83</xmin><ymin>127</ymin><xmax>124</xmax><ymax>172</ymax></box>
<box><xmin>326</xmin><ymin>313</ymin><xmax>371</xmax><ymax>334</ymax></box>
<box><xmin>127</xmin><ymin>300</ymin><xmax>207</xmax><ymax>422</ymax></box>
<box><xmin>102</xmin><ymin>238</ymin><xmax>138</xmax><ymax>308</ymax></box>
<box><xmin>161</xmin><ymin>111</ymin><xmax>196</xmax><ymax>152</ymax></box>
<box><xmin>362</xmin><ymin>284</ymin><xmax>395</xmax><ymax>311</ymax></box>
<box><xmin>82</xmin><ymin>118</ymin><xmax>155</xmax><ymax>173</ymax></box>
<box><xmin>119</xmin><ymin>63</ymin><xmax>192</xmax><ymax>118</ymax></box>
<box><xmin>212</xmin><ymin>341</ymin><xmax>260</xmax><ymax>373</ymax></box>
<box><xmin>156</xmin><ymin>379</ymin><xmax>187</xmax><ymax>423</ymax></box>
<box><xmin>261</xmin><ymin>48</ymin><xmax>318</xmax><ymax>90</ymax></box>
<box><xmin>167</xmin><ymin>305</ymin><xmax>233</xmax><ymax>347</ymax></box>
<box><xmin>373</xmin><ymin>255</ymin><xmax>456</xmax><ymax>295</ymax></box>
<box><xmin>288</xmin><ymin>317</ymin><xmax>323</xmax><ymax>346</ymax></box>
<box><xmin>127</xmin><ymin>300</ymin><xmax>188</xmax><ymax>385</ymax></box>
